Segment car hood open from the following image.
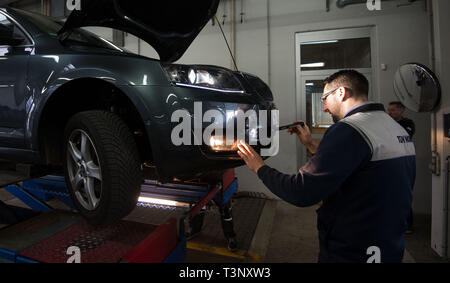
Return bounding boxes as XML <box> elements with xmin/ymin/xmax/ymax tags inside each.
<box><xmin>58</xmin><ymin>0</ymin><xmax>220</xmax><ymax>62</ymax></box>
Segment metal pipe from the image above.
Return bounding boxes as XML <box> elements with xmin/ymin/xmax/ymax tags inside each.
<box><xmin>231</xmin><ymin>0</ymin><xmax>237</xmax><ymax>71</ymax></box>
<box><xmin>444</xmin><ymin>156</ymin><xmax>449</xmax><ymax>257</ymax></box>
<box><xmin>336</xmin><ymin>0</ymin><xmax>416</xmax><ymax>8</ymax></box>
<box><xmin>41</xmin><ymin>0</ymin><xmax>50</xmax><ymax>16</ymax></box>
<box><xmin>427</xmin><ymin>0</ymin><xmax>440</xmax><ymax>177</ymax></box>
<box><xmin>188</xmin><ymin>184</ymin><xmax>222</xmax><ymax>219</ymax></box>
<box><xmin>267</xmin><ymin>0</ymin><xmax>271</xmax><ymax>87</ymax></box>
<box><xmin>222</xmin><ymin>0</ymin><xmax>227</xmax><ymax>26</ymax></box>
<box><xmin>240</xmin><ymin>0</ymin><xmax>245</xmax><ymax>23</ymax></box>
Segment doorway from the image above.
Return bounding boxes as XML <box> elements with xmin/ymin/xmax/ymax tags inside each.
<box><xmin>295</xmin><ymin>27</ymin><xmax>376</xmax><ymax>166</ymax></box>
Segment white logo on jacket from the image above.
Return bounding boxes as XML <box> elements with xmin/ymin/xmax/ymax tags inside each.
<box><xmin>342</xmin><ymin>111</ymin><xmax>416</xmax><ymax>162</ymax></box>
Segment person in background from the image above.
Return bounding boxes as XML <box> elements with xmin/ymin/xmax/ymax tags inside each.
<box><xmin>388</xmin><ymin>101</ymin><xmax>416</xmax><ymax>234</ymax></box>
<box><xmin>388</xmin><ymin>102</ymin><xmax>416</xmax><ymax>138</ymax></box>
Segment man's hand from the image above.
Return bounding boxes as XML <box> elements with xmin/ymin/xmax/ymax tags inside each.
<box><xmin>287</xmin><ymin>120</ymin><xmax>319</xmax><ymax>154</ymax></box>
<box><xmin>237</xmin><ymin>141</ymin><xmax>265</xmax><ymax>174</ymax></box>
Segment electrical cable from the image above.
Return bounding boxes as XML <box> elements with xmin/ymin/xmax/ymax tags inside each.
<box><xmin>214</xmin><ymin>15</ymin><xmax>239</xmax><ymax>72</ymax></box>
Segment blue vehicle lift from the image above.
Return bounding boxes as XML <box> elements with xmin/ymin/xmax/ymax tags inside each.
<box><xmin>0</xmin><ymin>170</ymin><xmax>238</xmax><ymax>263</ymax></box>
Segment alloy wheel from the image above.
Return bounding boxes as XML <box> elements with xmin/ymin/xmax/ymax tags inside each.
<box><xmin>66</xmin><ymin>129</ymin><xmax>102</xmax><ymax>211</ymax></box>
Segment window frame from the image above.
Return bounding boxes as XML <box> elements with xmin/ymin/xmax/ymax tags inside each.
<box><xmin>294</xmin><ymin>27</ymin><xmax>378</xmax><ymax>167</ymax></box>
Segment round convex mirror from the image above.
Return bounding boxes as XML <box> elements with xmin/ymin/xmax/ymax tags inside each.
<box><xmin>393</xmin><ymin>63</ymin><xmax>441</xmax><ymax>112</ymax></box>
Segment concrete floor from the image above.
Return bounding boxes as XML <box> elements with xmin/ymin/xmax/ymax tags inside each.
<box><xmin>264</xmin><ymin>201</ymin><xmax>450</xmax><ymax>263</ymax></box>
<box><xmin>1</xmin><ymin>187</ymin><xmax>449</xmax><ymax>263</ymax></box>
<box><xmin>264</xmin><ymin>202</ymin><xmax>319</xmax><ymax>262</ymax></box>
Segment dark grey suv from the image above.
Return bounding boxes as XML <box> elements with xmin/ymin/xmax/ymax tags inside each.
<box><xmin>0</xmin><ymin>1</ymin><xmax>275</xmax><ymax>224</ymax></box>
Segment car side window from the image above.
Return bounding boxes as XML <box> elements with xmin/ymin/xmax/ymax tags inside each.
<box><xmin>0</xmin><ymin>12</ymin><xmax>30</xmax><ymax>46</ymax></box>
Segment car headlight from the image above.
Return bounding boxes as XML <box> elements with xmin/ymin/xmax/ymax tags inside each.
<box><xmin>162</xmin><ymin>64</ymin><xmax>245</xmax><ymax>93</ymax></box>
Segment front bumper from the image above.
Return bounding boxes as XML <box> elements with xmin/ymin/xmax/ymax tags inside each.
<box><xmin>147</xmin><ymin>99</ymin><xmax>276</xmax><ymax>180</ymax></box>
<box><xmin>129</xmin><ymin>81</ymin><xmax>276</xmax><ymax>181</ymax></box>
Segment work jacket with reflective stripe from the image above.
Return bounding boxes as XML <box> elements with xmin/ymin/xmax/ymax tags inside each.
<box><xmin>257</xmin><ymin>103</ymin><xmax>416</xmax><ymax>263</ymax></box>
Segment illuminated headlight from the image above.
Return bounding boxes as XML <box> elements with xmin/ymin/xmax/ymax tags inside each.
<box><xmin>188</xmin><ymin>69</ymin><xmax>197</xmax><ymax>84</ymax></box>
<box><xmin>209</xmin><ymin>136</ymin><xmax>239</xmax><ymax>152</ymax></box>
<box><xmin>163</xmin><ymin>64</ymin><xmax>245</xmax><ymax>93</ymax></box>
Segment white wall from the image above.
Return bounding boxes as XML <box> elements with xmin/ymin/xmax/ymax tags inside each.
<box><xmin>84</xmin><ymin>0</ymin><xmax>433</xmax><ymax>215</ymax></box>
<box><xmin>173</xmin><ymin>0</ymin><xmax>433</xmax><ymax>215</ymax></box>
<box><xmin>430</xmin><ymin>0</ymin><xmax>450</xmax><ymax>258</ymax></box>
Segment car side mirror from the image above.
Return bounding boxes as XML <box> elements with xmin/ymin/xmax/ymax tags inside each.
<box><xmin>0</xmin><ymin>35</ymin><xmax>26</xmax><ymax>46</ymax></box>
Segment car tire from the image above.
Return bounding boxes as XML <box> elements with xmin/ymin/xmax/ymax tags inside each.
<box><xmin>63</xmin><ymin>110</ymin><xmax>142</xmax><ymax>225</ymax></box>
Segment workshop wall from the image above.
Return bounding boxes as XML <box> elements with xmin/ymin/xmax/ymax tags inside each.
<box><xmin>8</xmin><ymin>0</ymin><xmax>41</xmax><ymax>13</ymax></box>
<box><xmin>78</xmin><ymin>0</ymin><xmax>433</xmax><ymax>215</ymax></box>
<box><xmin>174</xmin><ymin>0</ymin><xmax>433</xmax><ymax>215</ymax></box>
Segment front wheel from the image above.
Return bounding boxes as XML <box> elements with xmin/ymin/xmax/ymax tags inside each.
<box><xmin>63</xmin><ymin>111</ymin><xmax>142</xmax><ymax>225</ymax></box>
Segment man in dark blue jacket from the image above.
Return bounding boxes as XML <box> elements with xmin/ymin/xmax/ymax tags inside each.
<box><xmin>238</xmin><ymin>70</ymin><xmax>416</xmax><ymax>263</ymax></box>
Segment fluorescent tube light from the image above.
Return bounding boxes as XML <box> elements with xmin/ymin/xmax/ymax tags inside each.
<box><xmin>302</xmin><ymin>40</ymin><xmax>339</xmax><ymax>45</ymax></box>
<box><xmin>301</xmin><ymin>62</ymin><xmax>325</xmax><ymax>68</ymax></box>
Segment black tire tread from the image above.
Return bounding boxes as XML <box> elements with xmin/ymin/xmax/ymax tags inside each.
<box><xmin>64</xmin><ymin>110</ymin><xmax>142</xmax><ymax>225</ymax></box>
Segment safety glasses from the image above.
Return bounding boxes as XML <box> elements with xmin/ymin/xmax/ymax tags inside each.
<box><xmin>320</xmin><ymin>87</ymin><xmax>339</xmax><ymax>102</ymax></box>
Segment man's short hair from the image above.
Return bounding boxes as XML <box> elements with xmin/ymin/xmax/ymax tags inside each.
<box><xmin>389</xmin><ymin>101</ymin><xmax>406</xmax><ymax>109</ymax></box>
<box><xmin>324</xmin><ymin>70</ymin><xmax>369</xmax><ymax>99</ymax></box>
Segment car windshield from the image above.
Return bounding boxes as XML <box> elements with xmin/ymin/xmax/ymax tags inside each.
<box><xmin>11</xmin><ymin>8</ymin><xmax>125</xmax><ymax>52</ymax></box>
